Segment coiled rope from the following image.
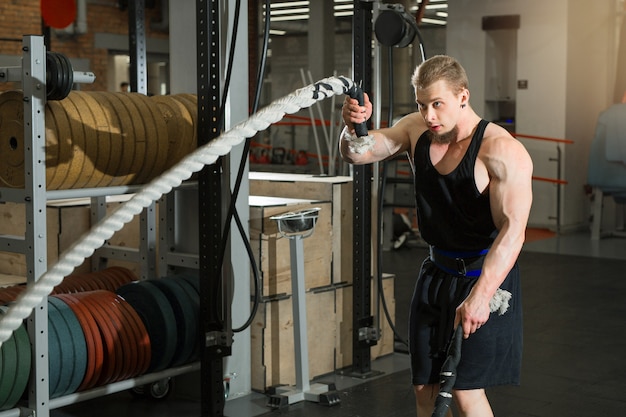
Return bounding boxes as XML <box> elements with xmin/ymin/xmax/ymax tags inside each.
<box><xmin>0</xmin><ymin>75</ymin><xmax>357</xmax><ymax>347</ymax></box>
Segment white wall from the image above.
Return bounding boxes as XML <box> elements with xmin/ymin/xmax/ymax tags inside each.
<box><xmin>564</xmin><ymin>0</ymin><xmax>618</xmax><ymax>229</ymax></box>
<box><xmin>447</xmin><ymin>0</ymin><xmax>618</xmax><ymax>231</ymax></box>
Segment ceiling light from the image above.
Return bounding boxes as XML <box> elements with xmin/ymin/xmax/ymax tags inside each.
<box><xmin>334</xmin><ymin>4</ymin><xmax>353</xmax><ymax>11</ymax></box>
<box><xmin>269</xmin><ymin>1</ymin><xmax>308</xmax><ymax>8</ymax></box>
<box><xmin>269</xmin><ymin>8</ymin><xmax>309</xmax><ymax>16</ymax></box>
<box><xmin>425</xmin><ymin>4</ymin><xmax>448</xmax><ymax>10</ymax></box>
<box><xmin>421</xmin><ymin>17</ymin><xmax>447</xmax><ymax>25</ymax></box>
<box><xmin>270</xmin><ymin>14</ymin><xmax>310</xmax><ymax>22</ymax></box>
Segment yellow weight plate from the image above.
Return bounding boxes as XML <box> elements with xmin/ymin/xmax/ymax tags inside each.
<box><xmin>135</xmin><ymin>94</ymin><xmax>169</xmax><ymax>182</ymax></box>
<box><xmin>81</xmin><ymin>92</ymin><xmax>114</xmax><ymax>188</ymax></box>
<box><xmin>151</xmin><ymin>95</ymin><xmax>194</xmax><ymax>170</ymax></box>
<box><xmin>114</xmin><ymin>93</ymin><xmax>147</xmax><ymax>185</ymax></box>
<box><xmin>66</xmin><ymin>92</ymin><xmax>99</xmax><ymax>188</ymax></box>
<box><xmin>99</xmin><ymin>92</ymin><xmax>137</xmax><ymax>186</ymax></box>
<box><xmin>0</xmin><ymin>91</ymin><xmax>25</xmax><ymax>188</ymax></box>
<box><xmin>170</xmin><ymin>94</ymin><xmax>198</xmax><ymax>166</ymax></box>
<box><xmin>44</xmin><ymin>101</ymin><xmax>61</xmax><ymax>188</ymax></box>
<box><xmin>124</xmin><ymin>93</ymin><xmax>159</xmax><ymax>184</ymax></box>
<box><xmin>59</xmin><ymin>92</ymin><xmax>88</xmax><ymax>189</ymax></box>
<box><xmin>46</xmin><ymin>97</ymin><xmax>74</xmax><ymax>190</ymax></box>
<box><xmin>88</xmin><ymin>92</ymin><xmax>126</xmax><ymax>187</ymax></box>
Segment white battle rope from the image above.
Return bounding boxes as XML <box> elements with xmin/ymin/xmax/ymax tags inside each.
<box><xmin>0</xmin><ymin>75</ymin><xmax>357</xmax><ymax>347</ymax></box>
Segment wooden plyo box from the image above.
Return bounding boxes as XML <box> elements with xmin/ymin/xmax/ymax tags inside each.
<box><xmin>335</xmin><ymin>273</ymin><xmax>396</xmax><ymax>370</ymax></box>
<box><xmin>249</xmin><ymin>196</ymin><xmax>332</xmax><ymax>296</ymax></box>
<box><xmin>0</xmin><ymin>196</ymin><xmax>141</xmax><ymax>282</ymax></box>
<box><xmin>250</xmin><ymin>287</ymin><xmax>336</xmax><ymax>392</ymax></box>
<box><xmin>249</xmin><ymin>172</ymin><xmax>353</xmax><ymax>285</ymax></box>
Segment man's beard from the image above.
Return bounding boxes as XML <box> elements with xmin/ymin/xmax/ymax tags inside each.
<box><xmin>427</xmin><ymin>125</ymin><xmax>459</xmax><ymax>144</ymax></box>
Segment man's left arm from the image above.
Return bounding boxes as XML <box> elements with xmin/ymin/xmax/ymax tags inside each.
<box><xmin>457</xmin><ymin>135</ymin><xmax>533</xmax><ymax>338</ymax></box>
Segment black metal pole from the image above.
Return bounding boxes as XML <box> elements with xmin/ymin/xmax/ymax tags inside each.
<box><xmin>351</xmin><ymin>0</ymin><xmax>376</xmax><ymax>376</ymax></box>
<box><xmin>128</xmin><ymin>0</ymin><xmax>147</xmax><ymax>94</ymax></box>
<box><xmin>197</xmin><ymin>1</ymin><xmax>231</xmax><ymax>416</ymax></box>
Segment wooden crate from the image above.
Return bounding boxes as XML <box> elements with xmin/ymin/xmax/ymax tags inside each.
<box><xmin>335</xmin><ymin>273</ymin><xmax>396</xmax><ymax>370</ymax></box>
<box><xmin>249</xmin><ymin>196</ymin><xmax>332</xmax><ymax>296</ymax></box>
<box><xmin>249</xmin><ymin>172</ymin><xmax>353</xmax><ymax>285</ymax></box>
<box><xmin>251</xmin><ymin>287</ymin><xmax>336</xmax><ymax>392</ymax></box>
<box><xmin>0</xmin><ymin>196</ymin><xmax>142</xmax><ymax>281</ymax></box>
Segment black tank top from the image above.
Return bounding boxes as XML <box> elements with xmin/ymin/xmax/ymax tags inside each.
<box><xmin>413</xmin><ymin>119</ymin><xmax>496</xmax><ymax>251</ymax></box>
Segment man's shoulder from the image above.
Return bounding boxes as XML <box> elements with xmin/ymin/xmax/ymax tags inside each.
<box><xmin>480</xmin><ymin>123</ymin><xmax>530</xmax><ymax>161</ymax></box>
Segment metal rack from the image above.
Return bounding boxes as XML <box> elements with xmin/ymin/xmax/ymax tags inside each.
<box><xmin>0</xmin><ymin>35</ymin><xmax>204</xmax><ymax>417</ymax></box>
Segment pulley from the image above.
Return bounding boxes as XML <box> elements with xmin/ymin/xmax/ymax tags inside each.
<box><xmin>374</xmin><ymin>4</ymin><xmax>419</xmax><ymax>48</ymax></box>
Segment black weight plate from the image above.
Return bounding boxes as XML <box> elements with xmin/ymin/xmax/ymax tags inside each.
<box><xmin>148</xmin><ymin>278</ymin><xmax>196</xmax><ymax>366</ymax></box>
<box><xmin>165</xmin><ymin>276</ymin><xmax>201</xmax><ymax>362</ymax></box>
<box><xmin>116</xmin><ymin>281</ymin><xmax>177</xmax><ymax>372</ymax></box>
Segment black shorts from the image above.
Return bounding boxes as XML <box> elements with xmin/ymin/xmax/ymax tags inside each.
<box><xmin>409</xmin><ymin>258</ymin><xmax>523</xmax><ymax>389</ymax></box>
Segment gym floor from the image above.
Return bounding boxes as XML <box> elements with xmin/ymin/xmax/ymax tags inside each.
<box><xmin>50</xmin><ymin>230</ymin><xmax>626</xmax><ymax>417</ymax></box>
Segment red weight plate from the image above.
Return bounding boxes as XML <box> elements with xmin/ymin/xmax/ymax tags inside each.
<box><xmin>89</xmin><ymin>272</ymin><xmax>117</xmax><ymax>293</ymax></box>
<box><xmin>85</xmin><ymin>291</ymin><xmax>135</xmax><ymax>382</ymax></box>
<box><xmin>113</xmin><ymin>295</ymin><xmax>151</xmax><ymax>376</ymax></box>
<box><xmin>73</xmin><ymin>292</ymin><xmax>120</xmax><ymax>386</ymax></box>
<box><xmin>107</xmin><ymin>266</ymin><xmax>138</xmax><ymax>286</ymax></box>
<box><xmin>97</xmin><ymin>269</ymin><xmax>126</xmax><ymax>291</ymax></box>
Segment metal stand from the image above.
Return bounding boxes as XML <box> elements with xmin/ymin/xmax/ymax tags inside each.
<box><xmin>267</xmin><ymin>209</ymin><xmax>340</xmax><ymax>408</ymax></box>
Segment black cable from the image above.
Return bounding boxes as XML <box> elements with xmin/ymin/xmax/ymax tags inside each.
<box><xmin>377</xmin><ymin>46</ymin><xmax>409</xmax><ymax>348</ymax></box>
<box><xmin>203</xmin><ymin>0</ymin><xmax>241</xmax><ymax>326</ymax></box>
<box><xmin>377</xmin><ymin>33</ymin><xmax>428</xmax><ymax>349</ymax></box>
<box><xmin>231</xmin><ymin>208</ymin><xmax>260</xmax><ymax>332</ymax></box>
<box><xmin>230</xmin><ymin>0</ymin><xmax>271</xmax><ymax>333</ymax></box>
<box><xmin>211</xmin><ymin>0</ymin><xmax>271</xmax><ymax>333</ymax></box>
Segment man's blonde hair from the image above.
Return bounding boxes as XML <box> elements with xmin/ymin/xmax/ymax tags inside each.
<box><xmin>411</xmin><ymin>55</ymin><xmax>469</xmax><ymax>95</ymax></box>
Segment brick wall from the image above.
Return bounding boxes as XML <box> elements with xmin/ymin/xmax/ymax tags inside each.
<box><xmin>0</xmin><ymin>0</ymin><xmax>168</xmax><ymax>92</ymax></box>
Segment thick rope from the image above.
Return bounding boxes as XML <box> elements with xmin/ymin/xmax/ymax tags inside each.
<box><xmin>0</xmin><ymin>75</ymin><xmax>357</xmax><ymax>347</ymax></box>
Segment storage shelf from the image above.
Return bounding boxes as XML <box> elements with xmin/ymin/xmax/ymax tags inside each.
<box><xmin>0</xmin><ymin>35</ymin><xmax>201</xmax><ymax>417</ymax></box>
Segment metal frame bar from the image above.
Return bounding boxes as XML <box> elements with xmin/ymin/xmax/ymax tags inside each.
<box><xmin>23</xmin><ymin>34</ymin><xmax>51</xmax><ymax>417</ymax></box>
<box><xmin>349</xmin><ymin>0</ymin><xmax>377</xmax><ymax>377</ymax></box>
<box><xmin>196</xmin><ymin>1</ymin><xmax>231</xmax><ymax>416</ymax></box>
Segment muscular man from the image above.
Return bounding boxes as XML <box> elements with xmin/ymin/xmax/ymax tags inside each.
<box><xmin>340</xmin><ymin>55</ymin><xmax>533</xmax><ymax>417</ymax></box>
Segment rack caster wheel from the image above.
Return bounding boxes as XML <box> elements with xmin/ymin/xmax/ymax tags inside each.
<box><xmin>129</xmin><ymin>378</ymin><xmax>172</xmax><ymax>400</ymax></box>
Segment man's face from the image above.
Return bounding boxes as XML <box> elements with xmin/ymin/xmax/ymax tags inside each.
<box><xmin>415</xmin><ymin>80</ymin><xmax>464</xmax><ymax>144</ymax></box>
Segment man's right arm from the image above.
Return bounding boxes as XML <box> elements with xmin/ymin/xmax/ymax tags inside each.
<box><xmin>339</xmin><ymin>94</ymin><xmax>413</xmax><ymax>164</ymax></box>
